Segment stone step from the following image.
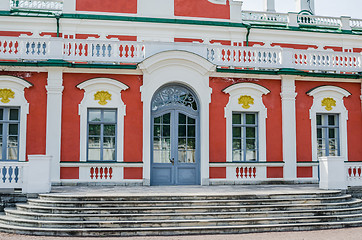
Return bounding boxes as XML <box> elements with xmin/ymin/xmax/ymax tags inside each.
<box><xmin>38</xmin><ymin>191</ymin><xmax>343</xmax><ymax>202</ymax></box>
<box><xmin>26</xmin><ymin>194</ymin><xmax>353</xmax><ymax>208</ymax></box>
<box><xmin>14</xmin><ymin>198</ymin><xmax>362</xmax><ymax>214</ymax></box>
<box><xmin>1</xmin><ymin>220</ymin><xmax>362</xmax><ymax>237</ymax></box>
<box><xmin>2</xmin><ymin>213</ymin><xmax>362</xmax><ymax>229</ymax></box>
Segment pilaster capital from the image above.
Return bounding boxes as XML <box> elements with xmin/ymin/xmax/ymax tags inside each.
<box><xmin>281</xmin><ymin>75</ymin><xmax>297</xmax><ymax>100</ymax></box>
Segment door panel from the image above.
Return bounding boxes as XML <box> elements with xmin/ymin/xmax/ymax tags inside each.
<box><xmin>151</xmin><ymin>111</ymin><xmax>199</xmax><ymax>185</ymax></box>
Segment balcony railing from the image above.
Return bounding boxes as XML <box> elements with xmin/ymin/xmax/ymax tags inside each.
<box><xmin>10</xmin><ymin>0</ymin><xmax>63</xmax><ymax>13</ymax></box>
<box><xmin>0</xmin><ymin>36</ymin><xmax>361</xmax><ymax>73</ymax></box>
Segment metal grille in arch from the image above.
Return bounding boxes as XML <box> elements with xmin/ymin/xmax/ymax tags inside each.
<box><xmin>152</xmin><ymin>86</ymin><xmax>198</xmax><ymax>112</ymax></box>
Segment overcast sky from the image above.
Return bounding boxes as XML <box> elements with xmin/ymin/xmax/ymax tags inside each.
<box><xmin>240</xmin><ymin>0</ymin><xmax>361</xmax><ymax>19</ymax></box>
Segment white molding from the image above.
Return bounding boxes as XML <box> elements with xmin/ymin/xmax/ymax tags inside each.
<box><xmin>0</xmin><ymin>76</ymin><xmax>32</xmax><ymax>162</ymax></box>
<box><xmin>281</xmin><ymin>75</ymin><xmax>298</xmax><ymax>180</ymax></box>
<box><xmin>139</xmin><ymin>50</ymin><xmax>215</xmax><ymax>186</ymax></box>
<box><xmin>77</xmin><ymin>78</ymin><xmax>129</xmax><ymax>163</ymax></box>
<box><xmin>308</xmin><ymin>85</ymin><xmax>351</xmax><ymax>162</ymax></box>
<box><xmin>208</xmin><ymin>0</ymin><xmax>227</xmax><ymax>4</ymax></box>
<box><xmin>223</xmin><ymin>83</ymin><xmax>270</xmax><ymax>163</ymax></box>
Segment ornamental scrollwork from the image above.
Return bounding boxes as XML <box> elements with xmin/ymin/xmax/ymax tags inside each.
<box><xmin>238</xmin><ymin>95</ymin><xmax>254</xmax><ymax>109</ymax></box>
<box><xmin>0</xmin><ymin>89</ymin><xmax>15</xmax><ymax>104</ymax></box>
<box><xmin>94</xmin><ymin>91</ymin><xmax>112</xmax><ymax>105</ymax></box>
<box><xmin>321</xmin><ymin>97</ymin><xmax>336</xmax><ymax>111</ymax></box>
<box><xmin>152</xmin><ymin>86</ymin><xmax>198</xmax><ymax>112</ymax></box>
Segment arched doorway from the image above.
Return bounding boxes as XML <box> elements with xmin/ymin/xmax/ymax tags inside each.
<box><xmin>150</xmin><ymin>85</ymin><xmax>200</xmax><ymax>185</ymax></box>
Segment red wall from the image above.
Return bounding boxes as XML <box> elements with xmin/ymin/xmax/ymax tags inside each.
<box><xmin>209</xmin><ymin>78</ymin><xmax>283</xmax><ymax>164</ymax></box>
<box><xmin>0</xmin><ymin>72</ymin><xmax>47</xmax><ymax>158</ymax></box>
<box><xmin>174</xmin><ymin>0</ymin><xmax>230</xmax><ymax>19</ymax></box>
<box><xmin>295</xmin><ymin>81</ymin><xmax>362</xmax><ymax>162</ymax></box>
<box><xmin>76</xmin><ymin>0</ymin><xmax>137</xmax><ymax>14</ymax></box>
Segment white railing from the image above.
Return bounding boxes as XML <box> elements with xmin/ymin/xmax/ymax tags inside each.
<box><xmin>0</xmin><ymin>36</ymin><xmax>361</xmax><ymax>73</ymax></box>
<box><xmin>61</xmin><ymin>162</ymin><xmax>143</xmax><ymax>183</ymax></box>
<box><xmin>241</xmin><ymin>11</ymin><xmax>288</xmax><ymax>25</ymax></box>
<box><xmin>242</xmin><ymin>11</ymin><xmax>362</xmax><ymax>30</ymax></box>
<box><xmin>297</xmin><ymin>15</ymin><xmax>341</xmax><ymax>28</ymax></box>
<box><xmin>0</xmin><ymin>162</ymin><xmax>26</xmax><ymax>189</ymax></box>
<box><xmin>346</xmin><ymin>162</ymin><xmax>362</xmax><ymax>187</ymax></box>
<box><xmin>10</xmin><ymin>0</ymin><xmax>63</xmax><ymax>12</ymax></box>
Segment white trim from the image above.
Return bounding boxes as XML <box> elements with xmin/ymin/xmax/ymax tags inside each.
<box><xmin>0</xmin><ymin>76</ymin><xmax>32</xmax><ymax>162</ymax></box>
<box><xmin>281</xmin><ymin>75</ymin><xmax>298</xmax><ymax>180</ymax></box>
<box><xmin>308</xmin><ymin>85</ymin><xmax>351</xmax><ymax>162</ymax></box>
<box><xmin>77</xmin><ymin>78</ymin><xmax>129</xmax><ymax>163</ymax></box>
<box><xmin>139</xmin><ymin>50</ymin><xmax>215</xmax><ymax>185</ymax></box>
<box><xmin>223</xmin><ymin>83</ymin><xmax>270</xmax><ymax>163</ymax></box>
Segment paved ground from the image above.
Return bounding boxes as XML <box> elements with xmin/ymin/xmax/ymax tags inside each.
<box><xmin>1</xmin><ymin>227</ymin><xmax>362</xmax><ymax>240</ymax></box>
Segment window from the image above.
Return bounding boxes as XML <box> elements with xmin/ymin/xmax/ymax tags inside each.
<box><xmin>232</xmin><ymin>112</ymin><xmax>258</xmax><ymax>162</ymax></box>
<box><xmin>87</xmin><ymin>109</ymin><xmax>117</xmax><ymax>161</ymax></box>
<box><xmin>0</xmin><ymin>107</ymin><xmax>20</xmax><ymax>161</ymax></box>
<box><xmin>317</xmin><ymin>114</ymin><xmax>339</xmax><ymax>157</ymax></box>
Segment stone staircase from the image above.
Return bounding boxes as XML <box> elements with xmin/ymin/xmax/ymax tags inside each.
<box><xmin>1</xmin><ymin>190</ymin><xmax>362</xmax><ymax>236</ymax></box>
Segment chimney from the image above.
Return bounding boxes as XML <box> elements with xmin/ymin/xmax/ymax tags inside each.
<box><xmin>296</xmin><ymin>0</ymin><xmax>315</xmax><ymax>15</ymax></box>
<box><xmin>264</xmin><ymin>0</ymin><xmax>276</xmax><ymax>12</ymax></box>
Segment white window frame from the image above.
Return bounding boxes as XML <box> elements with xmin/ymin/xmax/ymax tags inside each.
<box><xmin>0</xmin><ymin>76</ymin><xmax>32</xmax><ymax>162</ymax></box>
<box><xmin>223</xmin><ymin>83</ymin><xmax>270</xmax><ymax>162</ymax></box>
<box><xmin>77</xmin><ymin>78</ymin><xmax>129</xmax><ymax>162</ymax></box>
<box><xmin>308</xmin><ymin>86</ymin><xmax>351</xmax><ymax>161</ymax></box>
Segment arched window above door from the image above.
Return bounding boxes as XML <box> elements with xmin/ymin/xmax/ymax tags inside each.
<box><xmin>151</xmin><ymin>85</ymin><xmax>198</xmax><ymax>112</ymax></box>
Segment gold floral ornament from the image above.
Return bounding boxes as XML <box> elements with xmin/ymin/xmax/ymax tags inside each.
<box><xmin>321</xmin><ymin>97</ymin><xmax>336</xmax><ymax>111</ymax></box>
<box><xmin>0</xmin><ymin>89</ymin><xmax>15</xmax><ymax>103</ymax></box>
<box><xmin>94</xmin><ymin>91</ymin><xmax>112</xmax><ymax>105</ymax></box>
<box><xmin>238</xmin><ymin>95</ymin><xmax>254</xmax><ymax>109</ymax></box>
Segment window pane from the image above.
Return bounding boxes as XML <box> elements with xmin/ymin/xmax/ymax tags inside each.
<box><xmin>179</xmin><ymin>113</ymin><xmax>186</xmax><ymax>124</ymax></box>
<box><xmin>163</xmin><ymin>113</ymin><xmax>170</xmax><ymax>124</ymax></box>
<box><xmin>7</xmin><ymin>136</ymin><xmax>18</xmax><ymax>147</ymax></box>
<box><xmin>7</xmin><ymin>148</ymin><xmax>18</xmax><ymax>160</ymax></box>
<box><xmin>179</xmin><ymin>125</ymin><xmax>186</xmax><ymax>137</ymax></box>
<box><xmin>246</xmin><ymin>150</ymin><xmax>257</xmax><ymax>161</ymax></box>
<box><xmin>88</xmin><ymin>125</ymin><xmax>101</xmax><ymax>136</ymax></box>
<box><xmin>154</xmin><ymin>116</ymin><xmax>161</xmax><ymax>124</ymax></box>
<box><xmin>187</xmin><ymin>125</ymin><xmax>195</xmax><ymax>137</ymax></box>
<box><xmin>186</xmin><ymin>150</ymin><xmax>195</xmax><ymax>163</ymax></box>
<box><xmin>162</xmin><ymin>125</ymin><xmax>170</xmax><ymax>137</ymax></box>
<box><xmin>103</xmin><ymin>149</ymin><xmax>115</xmax><ymax>161</ymax></box>
<box><xmin>232</xmin><ymin>113</ymin><xmax>241</xmax><ymax>124</ymax></box>
<box><xmin>0</xmin><ymin>123</ymin><xmax>2</xmax><ymax>135</ymax></box>
<box><xmin>0</xmin><ymin>139</ymin><xmax>2</xmax><ymax>160</ymax></box>
<box><xmin>246</xmin><ymin>139</ymin><xmax>256</xmax><ymax>150</ymax></box>
<box><xmin>0</xmin><ymin>109</ymin><xmax>3</xmax><ymax>120</ymax></box>
<box><xmin>329</xmin><ymin>128</ymin><xmax>337</xmax><ymax>139</ymax></box>
<box><xmin>153</xmin><ymin>150</ymin><xmax>170</xmax><ymax>163</ymax></box>
<box><xmin>153</xmin><ymin>137</ymin><xmax>161</xmax><ymax>150</ymax></box>
<box><xmin>246</xmin><ymin>127</ymin><xmax>256</xmax><ymax>138</ymax></box>
<box><xmin>317</xmin><ymin>128</ymin><xmax>322</xmax><ymax>138</ymax></box>
<box><xmin>188</xmin><ymin>117</ymin><xmax>195</xmax><ymax>124</ymax></box>
<box><xmin>88</xmin><ymin>149</ymin><xmax>100</xmax><ymax>161</ymax></box>
<box><xmin>8</xmin><ymin>124</ymin><xmax>18</xmax><ymax>135</ymax></box>
<box><xmin>178</xmin><ymin>150</ymin><xmax>186</xmax><ymax>163</ymax></box>
<box><xmin>104</xmin><ymin>125</ymin><xmax>115</xmax><ymax>136</ymax></box>
<box><xmin>178</xmin><ymin>138</ymin><xmax>186</xmax><ymax>150</ymax></box>
<box><xmin>88</xmin><ymin>137</ymin><xmax>100</xmax><ymax>148</ymax></box>
<box><xmin>103</xmin><ymin>137</ymin><xmax>115</xmax><ymax>148</ymax></box>
<box><xmin>89</xmin><ymin>110</ymin><xmax>101</xmax><ymax>122</ymax></box>
<box><xmin>233</xmin><ymin>127</ymin><xmax>241</xmax><ymax>138</ymax></box>
<box><xmin>154</xmin><ymin>125</ymin><xmax>161</xmax><ymax>137</ymax></box>
<box><xmin>103</xmin><ymin>110</ymin><xmax>116</xmax><ymax>122</ymax></box>
<box><xmin>9</xmin><ymin>109</ymin><xmax>19</xmax><ymax>121</ymax></box>
<box><xmin>328</xmin><ymin>115</ymin><xmax>336</xmax><ymax>126</ymax></box>
<box><xmin>316</xmin><ymin>115</ymin><xmax>322</xmax><ymax>125</ymax></box>
<box><xmin>317</xmin><ymin>139</ymin><xmax>325</xmax><ymax>150</ymax></box>
<box><xmin>232</xmin><ymin>150</ymin><xmax>241</xmax><ymax>161</ymax></box>
<box><xmin>187</xmin><ymin>138</ymin><xmax>195</xmax><ymax>149</ymax></box>
<box><xmin>246</xmin><ymin>114</ymin><xmax>256</xmax><ymax>124</ymax></box>
<box><xmin>162</xmin><ymin>138</ymin><xmax>170</xmax><ymax>150</ymax></box>
<box><xmin>232</xmin><ymin>139</ymin><xmax>242</xmax><ymax>150</ymax></box>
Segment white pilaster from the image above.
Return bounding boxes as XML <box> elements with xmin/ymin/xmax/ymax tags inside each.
<box><xmin>281</xmin><ymin>76</ymin><xmax>297</xmax><ymax>180</ymax></box>
<box><xmin>137</xmin><ymin>0</ymin><xmax>174</xmax><ymax>18</ymax></box>
<box><xmin>229</xmin><ymin>0</ymin><xmax>243</xmax><ymax>22</ymax></box>
<box><xmin>264</xmin><ymin>0</ymin><xmax>275</xmax><ymax>12</ymax></box>
<box><xmin>62</xmin><ymin>0</ymin><xmax>76</xmax><ymax>14</ymax></box>
<box><xmin>0</xmin><ymin>0</ymin><xmax>11</xmax><ymax>11</ymax></box>
<box><xmin>46</xmin><ymin>68</ymin><xmax>64</xmax><ymax>183</ymax></box>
